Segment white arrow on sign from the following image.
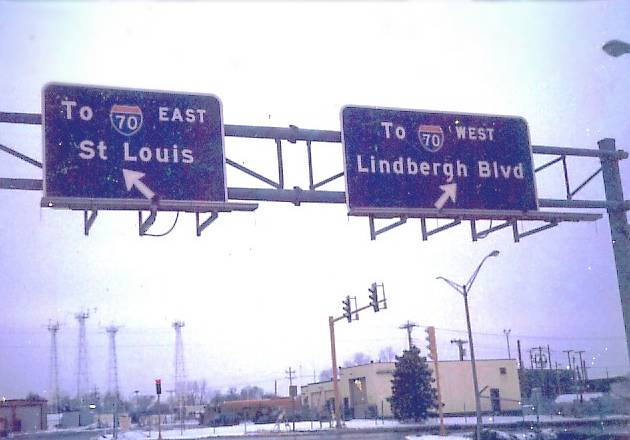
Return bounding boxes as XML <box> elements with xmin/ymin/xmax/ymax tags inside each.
<box><xmin>123</xmin><ymin>169</ymin><xmax>155</xmax><ymax>200</ymax></box>
<box><xmin>434</xmin><ymin>183</ymin><xmax>457</xmax><ymax>209</ymax></box>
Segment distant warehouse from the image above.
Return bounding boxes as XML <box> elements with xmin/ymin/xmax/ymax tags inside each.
<box><xmin>301</xmin><ymin>359</ymin><xmax>520</xmax><ymax>418</ymax></box>
<box><xmin>0</xmin><ymin>399</ymin><xmax>47</xmax><ymax>434</ymax></box>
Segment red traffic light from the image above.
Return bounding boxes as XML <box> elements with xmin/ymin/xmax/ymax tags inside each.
<box><xmin>155</xmin><ymin>378</ymin><xmax>162</xmax><ymax>395</ymax></box>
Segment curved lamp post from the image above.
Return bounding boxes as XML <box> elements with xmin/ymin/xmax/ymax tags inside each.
<box><xmin>436</xmin><ymin>250</ymin><xmax>500</xmax><ymax>440</ymax></box>
<box><xmin>603</xmin><ymin>39</ymin><xmax>630</xmax><ymax>58</ymax></box>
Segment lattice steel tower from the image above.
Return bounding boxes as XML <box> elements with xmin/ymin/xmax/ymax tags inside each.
<box><xmin>47</xmin><ymin>321</ymin><xmax>61</xmax><ymax>412</ymax></box>
<box><xmin>172</xmin><ymin>321</ymin><xmax>187</xmax><ymax>402</ymax></box>
<box><xmin>106</xmin><ymin>325</ymin><xmax>120</xmax><ymax>399</ymax></box>
<box><xmin>75</xmin><ymin>310</ymin><xmax>90</xmax><ymax>402</ymax></box>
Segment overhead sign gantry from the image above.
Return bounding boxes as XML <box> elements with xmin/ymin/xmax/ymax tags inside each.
<box><xmin>1</xmin><ymin>89</ymin><xmax>629</xmax><ymax>387</ymax></box>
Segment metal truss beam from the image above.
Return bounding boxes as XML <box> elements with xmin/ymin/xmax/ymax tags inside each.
<box><xmin>0</xmin><ymin>111</ymin><xmax>623</xmax><ymax>241</ymax></box>
<box><xmin>0</xmin><ymin>143</ymin><xmax>42</xmax><ymax>168</ymax></box>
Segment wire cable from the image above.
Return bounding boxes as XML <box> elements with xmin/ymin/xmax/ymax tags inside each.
<box><xmin>143</xmin><ymin>212</ymin><xmax>179</xmax><ymax>237</ymax></box>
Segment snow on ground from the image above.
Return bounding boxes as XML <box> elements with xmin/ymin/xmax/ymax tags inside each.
<box><xmin>407</xmin><ymin>436</ymin><xmax>469</xmax><ymax>440</ymax></box>
<box><xmin>95</xmin><ymin>414</ymin><xmax>626</xmax><ymax>440</ymax></box>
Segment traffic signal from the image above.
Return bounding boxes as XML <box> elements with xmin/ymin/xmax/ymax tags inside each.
<box><xmin>342</xmin><ymin>295</ymin><xmax>352</xmax><ymax>322</ymax></box>
<box><xmin>426</xmin><ymin>326</ymin><xmax>438</xmax><ymax>361</ymax></box>
<box><xmin>155</xmin><ymin>378</ymin><xmax>162</xmax><ymax>395</ymax></box>
<box><xmin>368</xmin><ymin>283</ymin><xmax>379</xmax><ymax>312</ymax></box>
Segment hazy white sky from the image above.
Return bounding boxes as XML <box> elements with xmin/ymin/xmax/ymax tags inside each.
<box><xmin>1</xmin><ymin>1</ymin><xmax>630</xmax><ymax>400</ymax></box>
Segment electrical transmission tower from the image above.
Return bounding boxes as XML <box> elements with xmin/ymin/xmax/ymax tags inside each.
<box><xmin>47</xmin><ymin>321</ymin><xmax>61</xmax><ymax>412</ymax></box>
<box><xmin>75</xmin><ymin>310</ymin><xmax>90</xmax><ymax>402</ymax></box>
<box><xmin>173</xmin><ymin>320</ymin><xmax>187</xmax><ymax>428</ymax></box>
<box><xmin>106</xmin><ymin>326</ymin><xmax>120</xmax><ymax>399</ymax></box>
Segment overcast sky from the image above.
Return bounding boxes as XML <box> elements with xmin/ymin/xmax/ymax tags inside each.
<box><xmin>1</xmin><ymin>1</ymin><xmax>630</xmax><ymax>401</ymax></box>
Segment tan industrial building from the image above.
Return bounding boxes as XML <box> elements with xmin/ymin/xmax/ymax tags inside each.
<box><xmin>300</xmin><ymin>359</ymin><xmax>521</xmax><ymax>418</ymax></box>
<box><xmin>0</xmin><ymin>399</ymin><xmax>48</xmax><ymax>434</ymax></box>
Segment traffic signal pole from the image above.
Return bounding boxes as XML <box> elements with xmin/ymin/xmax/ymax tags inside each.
<box><xmin>155</xmin><ymin>379</ymin><xmax>162</xmax><ymax>440</ymax></box>
<box><xmin>328</xmin><ymin>283</ymin><xmax>387</xmax><ymax>429</ymax></box>
<box><xmin>328</xmin><ymin>315</ymin><xmax>343</xmax><ymax>429</ymax></box>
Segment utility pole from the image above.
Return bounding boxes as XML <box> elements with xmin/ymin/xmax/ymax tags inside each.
<box><xmin>517</xmin><ymin>339</ymin><xmax>523</xmax><ymax>370</ymax></box>
<box><xmin>47</xmin><ymin>321</ymin><xmax>61</xmax><ymax>413</ymax></box>
<box><xmin>532</xmin><ymin>346</ymin><xmax>547</xmax><ymax>369</ymax></box>
<box><xmin>450</xmin><ymin>338</ymin><xmax>468</xmax><ymax>361</ymax></box>
<box><xmin>426</xmin><ymin>327</ymin><xmax>445</xmax><ymax>436</ymax></box>
<box><xmin>554</xmin><ymin>362</ymin><xmax>561</xmax><ymax>395</ymax></box>
<box><xmin>399</xmin><ymin>321</ymin><xmax>418</xmax><ymax>350</ymax></box>
<box><xmin>582</xmin><ymin>360</ymin><xmax>589</xmax><ymax>382</ymax></box>
<box><xmin>575</xmin><ymin>351</ymin><xmax>586</xmax><ymax>382</ymax></box>
<box><xmin>547</xmin><ymin>345</ymin><xmax>553</xmax><ymax>370</ymax></box>
<box><xmin>574</xmin><ymin>354</ymin><xmax>584</xmax><ymax>403</ymax></box>
<box><xmin>503</xmin><ymin>329</ymin><xmax>512</xmax><ymax>359</ymax></box>
<box><xmin>285</xmin><ymin>367</ymin><xmax>295</xmax><ymax>386</ymax></box>
<box><xmin>563</xmin><ymin>350</ymin><xmax>574</xmax><ymax>384</ymax></box>
<box><xmin>576</xmin><ymin>350</ymin><xmax>586</xmax><ymax>399</ymax></box>
<box><xmin>286</xmin><ymin>367</ymin><xmax>296</xmax><ymax>432</ymax></box>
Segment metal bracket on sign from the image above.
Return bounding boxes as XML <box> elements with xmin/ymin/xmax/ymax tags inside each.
<box><xmin>138</xmin><ymin>205</ymin><xmax>158</xmax><ymax>236</ymax></box>
<box><xmin>512</xmin><ymin>220</ymin><xmax>559</xmax><ymax>242</ymax></box>
<box><xmin>83</xmin><ymin>210</ymin><xmax>98</xmax><ymax>236</ymax></box>
<box><xmin>196</xmin><ymin>211</ymin><xmax>219</xmax><ymax>237</ymax></box>
<box><xmin>420</xmin><ymin>218</ymin><xmax>461</xmax><ymax>241</ymax></box>
<box><xmin>470</xmin><ymin>219</ymin><xmax>515</xmax><ymax>242</ymax></box>
<box><xmin>369</xmin><ymin>215</ymin><xmax>407</xmax><ymax>240</ymax></box>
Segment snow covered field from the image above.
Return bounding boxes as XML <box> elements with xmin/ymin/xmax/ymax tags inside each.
<box><xmin>93</xmin><ymin>414</ymin><xmax>622</xmax><ymax>439</ymax></box>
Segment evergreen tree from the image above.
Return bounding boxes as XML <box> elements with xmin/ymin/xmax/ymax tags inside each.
<box><xmin>388</xmin><ymin>346</ymin><xmax>438</xmax><ymax>422</ymax></box>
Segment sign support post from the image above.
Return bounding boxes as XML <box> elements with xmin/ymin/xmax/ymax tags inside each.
<box><xmin>599</xmin><ymin>138</ymin><xmax>630</xmax><ymax>363</ymax></box>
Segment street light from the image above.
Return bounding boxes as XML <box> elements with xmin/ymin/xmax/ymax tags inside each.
<box><xmin>603</xmin><ymin>39</ymin><xmax>630</xmax><ymax>58</ymax></box>
<box><xmin>436</xmin><ymin>250</ymin><xmax>500</xmax><ymax>440</ymax></box>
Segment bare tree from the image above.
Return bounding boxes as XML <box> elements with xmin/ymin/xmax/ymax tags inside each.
<box><xmin>378</xmin><ymin>346</ymin><xmax>397</xmax><ymax>362</ymax></box>
<box><xmin>353</xmin><ymin>352</ymin><xmax>372</xmax><ymax>365</ymax></box>
<box><xmin>343</xmin><ymin>352</ymin><xmax>373</xmax><ymax>367</ymax></box>
<box><xmin>240</xmin><ymin>386</ymin><xmax>264</xmax><ymax>400</ymax></box>
<box><xmin>319</xmin><ymin>368</ymin><xmax>333</xmax><ymax>381</ymax></box>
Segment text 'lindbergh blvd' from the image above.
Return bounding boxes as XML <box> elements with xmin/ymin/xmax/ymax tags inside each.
<box><xmin>356</xmin><ymin>155</ymin><xmax>526</xmax><ymax>182</ymax></box>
